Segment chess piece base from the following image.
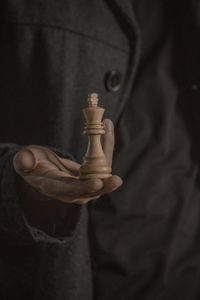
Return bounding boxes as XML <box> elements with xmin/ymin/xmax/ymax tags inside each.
<box><xmin>79</xmin><ymin>157</ymin><xmax>112</xmax><ymax>179</ymax></box>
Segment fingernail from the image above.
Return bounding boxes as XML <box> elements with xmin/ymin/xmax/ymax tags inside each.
<box><xmin>103</xmin><ymin>119</ymin><xmax>113</xmax><ymax>132</ymax></box>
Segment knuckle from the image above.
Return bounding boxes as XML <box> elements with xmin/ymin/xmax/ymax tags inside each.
<box><xmin>37</xmin><ymin>181</ymin><xmax>46</xmax><ymax>194</ymax></box>
<box><xmin>86</xmin><ymin>179</ymin><xmax>103</xmax><ymax>192</ymax></box>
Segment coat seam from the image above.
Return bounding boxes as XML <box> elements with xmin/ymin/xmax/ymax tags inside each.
<box><xmin>0</xmin><ymin>20</ymin><xmax>130</xmax><ymax>55</ymax></box>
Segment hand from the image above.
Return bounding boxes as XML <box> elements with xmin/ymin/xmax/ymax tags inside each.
<box><xmin>13</xmin><ymin>119</ymin><xmax>122</xmax><ymax>205</ymax></box>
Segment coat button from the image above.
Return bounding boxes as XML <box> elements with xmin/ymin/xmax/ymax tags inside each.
<box><xmin>105</xmin><ymin>70</ymin><xmax>122</xmax><ymax>92</ymax></box>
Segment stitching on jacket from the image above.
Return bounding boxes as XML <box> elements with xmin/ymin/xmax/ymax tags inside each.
<box><xmin>0</xmin><ymin>21</ymin><xmax>130</xmax><ymax>54</ymax></box>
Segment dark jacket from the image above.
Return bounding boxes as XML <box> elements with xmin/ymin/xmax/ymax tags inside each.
<box><xmin>1</xmin><ymin>1</ymin><xmax>200</xmax><ymax>299</ymax></box>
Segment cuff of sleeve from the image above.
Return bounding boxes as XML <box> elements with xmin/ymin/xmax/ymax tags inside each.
<box><xmin>0</xmin><ymin>145</ymin><xmax>82</xmax><ymax>245</ymax></box>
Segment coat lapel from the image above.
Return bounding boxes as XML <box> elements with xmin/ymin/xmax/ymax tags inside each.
<box><xmin>104</xmin><ymin>0</ymin><xmax>142</xmax><ymax>120</ymax></box>
<box><xmin>112</xmin><ymin>0</ymin><xmax>136</xmax><ymax>29</ymax></box>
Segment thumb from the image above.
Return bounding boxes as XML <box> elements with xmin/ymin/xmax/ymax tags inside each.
<box><xmin>13</xmin><ymin>148</ymin><xmax>37</xmax><ymax>175</ymax></box>
<box><xmin>101</xmin><ymin>119</ymin><xmax>115</xmax><ymax>167</ymax></box>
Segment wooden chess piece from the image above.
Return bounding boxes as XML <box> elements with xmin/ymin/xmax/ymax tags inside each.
<box><xmin>79</xmin><ymin>93</ymin><xmax>112</xmax><ymax>179</ymax></box>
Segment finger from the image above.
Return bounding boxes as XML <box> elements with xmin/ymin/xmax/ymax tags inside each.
<box><xmin>69</xmin><ymin>175</ymin><xmax>123</xmax><ymax>204</ymax></box>
<box><xmin>73</xmin><ymin>175</ymin><xmax>123</xmax><ymax>199</ymax></box>
<box><xmin>13</xmin><ymin>149</ymin><xmax>63</xmax><ymax>177</ymax></box>
<box><xmin>101</xmin><ymin>119</ymin><xmax>114</xmax><ymax>167</ymax></box>
<box><xmin>31</xmin><ymin>146</ymin><xmax>80</xmax><ymax>174</ymax></box>
<box><xmin>24</xmin><ymin>176</ymin><xmax>104</xmax><ymax>201</ymax></box>
<box><xmin>103</xmin><ymin>175</ymin><xmax>123</xmax><ymax>194</ymax></box>
<box><xmin>13</xmin><ymin>146</ymin><xmax>80</xmax><ymax>177</ymax></box>
<box><xmin>81</xmin><ymin>175</ymin><xmax>123</xmax><ymax>196</ymax></box>
<box><xmin>55</xmin><ymin>156</ymin><xmax>80</xmax><ymax>176</ymax></box>
<box><xmin>22</xmin><ymin>167</ymin><xmax>75</xmax><ymax>179</ymax></box>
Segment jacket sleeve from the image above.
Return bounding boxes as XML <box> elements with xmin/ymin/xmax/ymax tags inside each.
<box><xmin>0</xmin><ymin>143</ymin><xmax>82</xmax><ymax>245</ymax></box>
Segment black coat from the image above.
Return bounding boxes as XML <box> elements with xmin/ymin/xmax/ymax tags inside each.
<box><xmin>1</xmin><ymin>0</ymin><xmax>200</xmax><ymax>299</ymax></box>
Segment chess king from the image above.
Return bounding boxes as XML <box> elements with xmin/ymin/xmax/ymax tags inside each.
<box><xmin>79</xmin><ymin>93</ymin><xmax>112</xmax><ymax>179</ymax></box>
